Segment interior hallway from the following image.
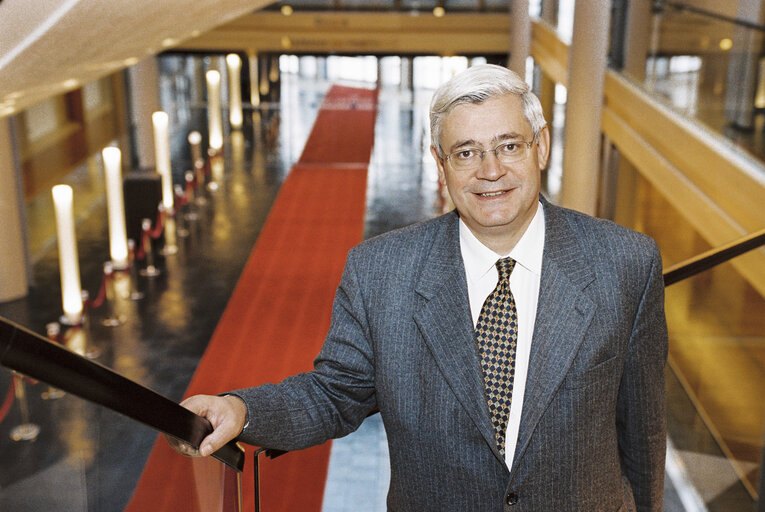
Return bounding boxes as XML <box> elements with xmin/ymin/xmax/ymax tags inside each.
<box><xmin>0</xmin><ymin>55</ymin><xmax>760</xmax><ymax>511</ymax></box>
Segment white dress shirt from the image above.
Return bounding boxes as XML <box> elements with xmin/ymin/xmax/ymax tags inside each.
<box><xmin>459</xmin><ymin>201</ymin><xmax>545</xmax><ymax>470</ymax></box>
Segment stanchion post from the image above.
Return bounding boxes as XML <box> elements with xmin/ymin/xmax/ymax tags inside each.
<box><xmin>139</xmin><ymin>219</ymin><xmax>161</xmax><ymax>277</ymax></box>
<box><xmin>173</xmin><ymin>185</ymin><xmax>189</xmax><ymax>238</ymax></box>
<box><xmin>254</xmin><ymin>448</ymin><xmax>264</xmax><ymax>512</ymax></box>
<box><xmin>41</xmin><ymin>323</ymin><xmax>65</xmax><ymax>400</ymax></box>
<box><xmin>9</xmin><ymin>373</ymin><xmax>40</xmax><ymax>442</ymax></box>
<box><xmin>184</xmin><ymin>171</ymin><xmax>200</xmax><ymax>221</ymax></box>
<box><xmin>79</xmin><ymin>290</ymin><xmax>102</xmax><ymax>360</ymax></box>
<box><xmin>101</xmin><ymin>262</ymin><xmax>126</xmax><ymax>327</ymax></box>
<box><xmin>126</xmin><ymin>239</ymin><xmax>145</xmax><ymax>300</ymax></box>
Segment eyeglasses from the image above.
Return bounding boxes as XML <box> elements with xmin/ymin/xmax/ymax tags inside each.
<box><xmin>442</xmin><ymin>139</ymin><xmax>536</xmax><ymax>172</ymax></box>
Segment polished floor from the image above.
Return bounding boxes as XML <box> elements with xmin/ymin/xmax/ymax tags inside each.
<box><xmin>0</xmin><ymin>56</ymin><xmax>761</xmax><ymax>511</ymax></box>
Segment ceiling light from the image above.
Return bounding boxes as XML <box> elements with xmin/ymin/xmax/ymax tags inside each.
<box><xmin>433</xmin><ymin>6</ymin><xmax>445</xmax><ymax>17</ymax></box>
<box><xmin>281</xmin><ymin>5</ymin><xmax>293</xmax><ymax>16</ymax></box>
<box><xmin>719</xmin><ymin>38</ymin><xmax>733</xmax><ymax>51</ymax></box>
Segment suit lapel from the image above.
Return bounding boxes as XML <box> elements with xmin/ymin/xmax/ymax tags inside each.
<box><xmin>510</xmin><ymin>200</ymin><xmax>596</xmax><ymax>475</ymax></box>
<box><xmin>412</xmin><ymin>213</ymin><xmax>501</xmax><ymax>460</ymax></box>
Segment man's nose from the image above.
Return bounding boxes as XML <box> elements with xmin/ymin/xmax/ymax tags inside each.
<box><xmin>476</xmin><ymin>151</ymin><xmax>505</xmax><ymax>180</ymax></box>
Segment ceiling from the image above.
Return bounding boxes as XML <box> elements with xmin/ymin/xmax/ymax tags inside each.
<box><xmin>0</xmin><ymin>0</ymin><xmax>275</xmax><ymax>117</ymax></box>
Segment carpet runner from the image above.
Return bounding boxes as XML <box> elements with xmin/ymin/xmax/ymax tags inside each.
<box><xmin>125</xmin><ymin>84</ymin><xmax>378</xmax><ymax>512</ymax></box>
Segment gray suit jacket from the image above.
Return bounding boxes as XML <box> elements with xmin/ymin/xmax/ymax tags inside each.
<box><xmin>236</xmin><ymin>198</ymin><xmax>668</xmax><ymax>512</ymax></box>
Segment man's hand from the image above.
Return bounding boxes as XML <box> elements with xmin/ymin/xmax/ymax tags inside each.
<box><xmin>165</xmin><ymin>394</ymin><xmax>248</xmax><ymax>457</ymax></box>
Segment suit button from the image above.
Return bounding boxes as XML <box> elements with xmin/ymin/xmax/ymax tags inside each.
<box><xmin>505</xmin><ymin>492</ymin><xmax>518</xmax><ymax>506</ymax></box>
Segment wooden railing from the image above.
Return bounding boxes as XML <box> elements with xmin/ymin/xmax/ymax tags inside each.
<box><xmin>664</xmin><ymin>228</ymin><xmax>765</xmax><ymax>286</ymax></box>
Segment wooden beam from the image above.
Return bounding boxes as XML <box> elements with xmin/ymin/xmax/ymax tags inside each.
<box><xmin>176</xmin><ymin>11</ymin><xmax>511</xmax><ymax>55</ymax></box>
<box><xmin>530</xmin><ymin>19</ymin><xmax>569</xmax><ymax>86</ymax></box>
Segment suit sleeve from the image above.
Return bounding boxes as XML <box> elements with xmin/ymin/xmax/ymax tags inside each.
<box><xmin>616</xmin><ymin>240</ymin><xmax>668</xmax><ymax>512</ymax></box>
<box><xmin>231</xmin><ymin>248</ymin><xmax>378</xmax><ymax>451</ymax></box>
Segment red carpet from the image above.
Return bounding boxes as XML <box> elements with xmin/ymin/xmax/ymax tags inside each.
<box><xmin>125</xmin><ymin>84</ymin><xmax>378</xmax><ymax>512</ymax></box>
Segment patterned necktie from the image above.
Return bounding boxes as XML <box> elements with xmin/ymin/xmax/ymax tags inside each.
<box><xmin>475</xmin><ymin>257</ymin><xmax>518</xmax><ymax>456</ymax></box>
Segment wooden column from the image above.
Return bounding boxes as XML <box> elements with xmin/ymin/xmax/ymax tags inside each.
<box><xmin>128</xmin><ymin>57</ymin><xmax>161</xmax><ymax>171</ymax></box>
<box><xmin>0</xmin><ymin>118</ymin><xmax>29</xmax><ymax>301</ymax></box>
<box><xmin>508</xmin><ymin>0</ymin><xmax>531</xmax><ymax>79</ymax></box>
<box><xmin>559</xmin><ymin>0</ymin><xmax>611</xmax><ymax>215</ymax></box>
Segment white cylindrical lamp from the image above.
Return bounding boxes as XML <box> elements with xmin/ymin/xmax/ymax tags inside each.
<box><xmin>152</xmin><ymin>111</ymin><xmax>174</xmax><ymax>211</ymax></box>
<box><xmin>226</xmin><ymin>54</ymin><xmax>243</xmax><ymax>129</ymax></box>
<box><xmin>52</xmin><ymin>185</ymin><xmax>83</xmax><ymax>324</ymax></box>
<box><xmin>206</xmin><ymin>70</ymin><xmax>223</xmax><ymax>151</ymax></box>
<box><xmin>102</xmin><ymin>147</ymin><xmax>129</xmax><ymax>270</ymax></box>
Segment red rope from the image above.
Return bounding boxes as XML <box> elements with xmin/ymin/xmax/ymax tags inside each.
<box><xmin>85</xmin><ymin>273</ymin><xmax>110</xmax><ymax>310</ymax></box>
<box><xmin>148</xmin><ymin>208</ymin><xmax>165</xmax><ymax>239</ymax></box>
<box><xmin>0</xmin><ymin>379</ymin><xmax>14</xmax><ymax>424</ymax></box>
<box><xmin>135</xmin><ymin>229</ymin><xmax>150</xmax><ymax>261</ymax></box>
<box><xmin>133</xmin><ymin>206</ymin><xmax>166</xmax><ymax>262</ymax></box>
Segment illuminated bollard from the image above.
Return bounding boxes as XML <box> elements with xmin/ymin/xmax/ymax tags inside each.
<box><xmin>206</xmin><ymin>70</ymin><xmax>223</xmax><ymax>153</ymax></box>
<box><xmin>227</xmin><ymin>53</ymin><xmax>243</xmax><ymax>129</ymax></box>
<box><xmin>152</xmin><ymin>111</ymin><xmax>175</xmax><ymax>213</ymax></box>
<box><xmin>52</xmin><ymin>185</ymin><xmax>83</xmax><ymax>326</ymax></box>
<box><xmin>102</xmin><ymin>147</ymin><xmax>129</xmax><ymax>270</ymax></box>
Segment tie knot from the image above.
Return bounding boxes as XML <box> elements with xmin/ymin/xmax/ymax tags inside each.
<box><xmin>496</xmin><ymin>257</ymin><xmax>515</xmax><ymax>282</ymax></box>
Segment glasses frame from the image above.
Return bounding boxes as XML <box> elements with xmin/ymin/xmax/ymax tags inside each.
<box><xmin>441</xmin><ymin>136</ymin><xmax>537</xmax><ymax>171</ymax></box>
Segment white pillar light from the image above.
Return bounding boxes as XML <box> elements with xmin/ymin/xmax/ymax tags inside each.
<box><xmin>102</xmin><ymin>147</ymin><xmax>129</xmax><ymax>269</ymax></box>
<box><xmin>226</xmin><ymin>54</ymin><xmax>243</xmax><ymax>129</ymax></box>
<box><xmin>206</xmin><ymin>70</ymin><xmax>223</xmax><ymax>151</ymax></box>
<box><xmin>51</xmin><ymin>185</ymin><xmax>83</xmax><ymax>324</ymax></box>
<box><xmin>152</xmin><ymin>111</ymin><xmax>174</xmax><ymax>211</ymax></box>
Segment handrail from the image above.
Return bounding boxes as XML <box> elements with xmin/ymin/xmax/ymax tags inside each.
<box><xmin>0</xmin><ymin>315</ymin><xmax>244</xmax><ymax>472</ymax></box>
<box><xmin>663</xmin><ymin>228</ymin><xmax>765</xmax><ymax>286</ymax></box>
<box><xmin>654</xmin><ymin>1</ymin><xmax>765</xmax><ymax>33</ymax></box>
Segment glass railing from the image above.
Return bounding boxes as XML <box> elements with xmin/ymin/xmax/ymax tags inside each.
<box><xmin>632</xmin><ymin>1</ymin><xmax>765</xmax><ymax>169</ymax></box>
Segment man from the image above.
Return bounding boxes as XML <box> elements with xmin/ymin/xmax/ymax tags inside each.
<box><xmin>172</xmin><ymin>64</ymin><xmax>668</xmax><ymax>511</ymax></box>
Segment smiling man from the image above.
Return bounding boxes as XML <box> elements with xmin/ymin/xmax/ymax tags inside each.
<box><xmin>172</xmin><ymin>64</ymin><xmax>668</xmax><ymax>512</ymax></box>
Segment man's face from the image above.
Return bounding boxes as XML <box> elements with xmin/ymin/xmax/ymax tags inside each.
<box><xmin>431</xmin><ymin>94</ymin><xmax>550</xmax><ymax>253</ymax></box>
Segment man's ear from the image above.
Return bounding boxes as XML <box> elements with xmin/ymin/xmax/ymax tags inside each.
<box><xmin>535</xmin><ymin>125</ymin><xmax>551</xmax><ymax>171</ymax></box>
<box><xmin>430</xmin><ymin>145</ymin><xmax>446</xmax><ymax>182</ymax></box>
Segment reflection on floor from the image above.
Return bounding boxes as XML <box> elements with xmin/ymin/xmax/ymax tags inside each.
<box><xmin>0</xmin><ymin>59</ymin><xmax>760</xmax><ymax>511</ymax></box>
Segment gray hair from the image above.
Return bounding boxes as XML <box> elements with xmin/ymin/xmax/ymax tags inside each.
<box><xmin>429</xmin><ymin>64</ymin><xmax>546</xmax><ymax>158</ymax></box>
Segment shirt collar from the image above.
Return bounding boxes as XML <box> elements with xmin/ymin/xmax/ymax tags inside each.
<box><xmin>459</xmin><ymin>201</ymin><xmax>546</xmax><ymax>282</ymax></box>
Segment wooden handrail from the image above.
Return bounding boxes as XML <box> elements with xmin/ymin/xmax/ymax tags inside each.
<box><xmin>663</xmin><ymin>228</ymin><xmax>765</xmax><ymax>286</ymax></box>
<box><xmin>0</xmin><ymin>315</ymin><xmax>244</xmax><ymax>472</ymax></box>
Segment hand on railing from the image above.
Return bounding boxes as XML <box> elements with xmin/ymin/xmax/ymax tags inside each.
<box><xmin>165</xmin><ymin>394</ymin><xmax>248</xmax><ymax>457</ymax></box>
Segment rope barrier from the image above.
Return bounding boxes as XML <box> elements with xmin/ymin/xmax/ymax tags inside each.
<box><xmin>0</xmin><ymin>379</ymin><xmax>15</xmax><ymax>424</ymax></box>
<box><xmin>1</xmin><ymin>138</ymin><xmax>218</xmax><ymax>427</ymax></box>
